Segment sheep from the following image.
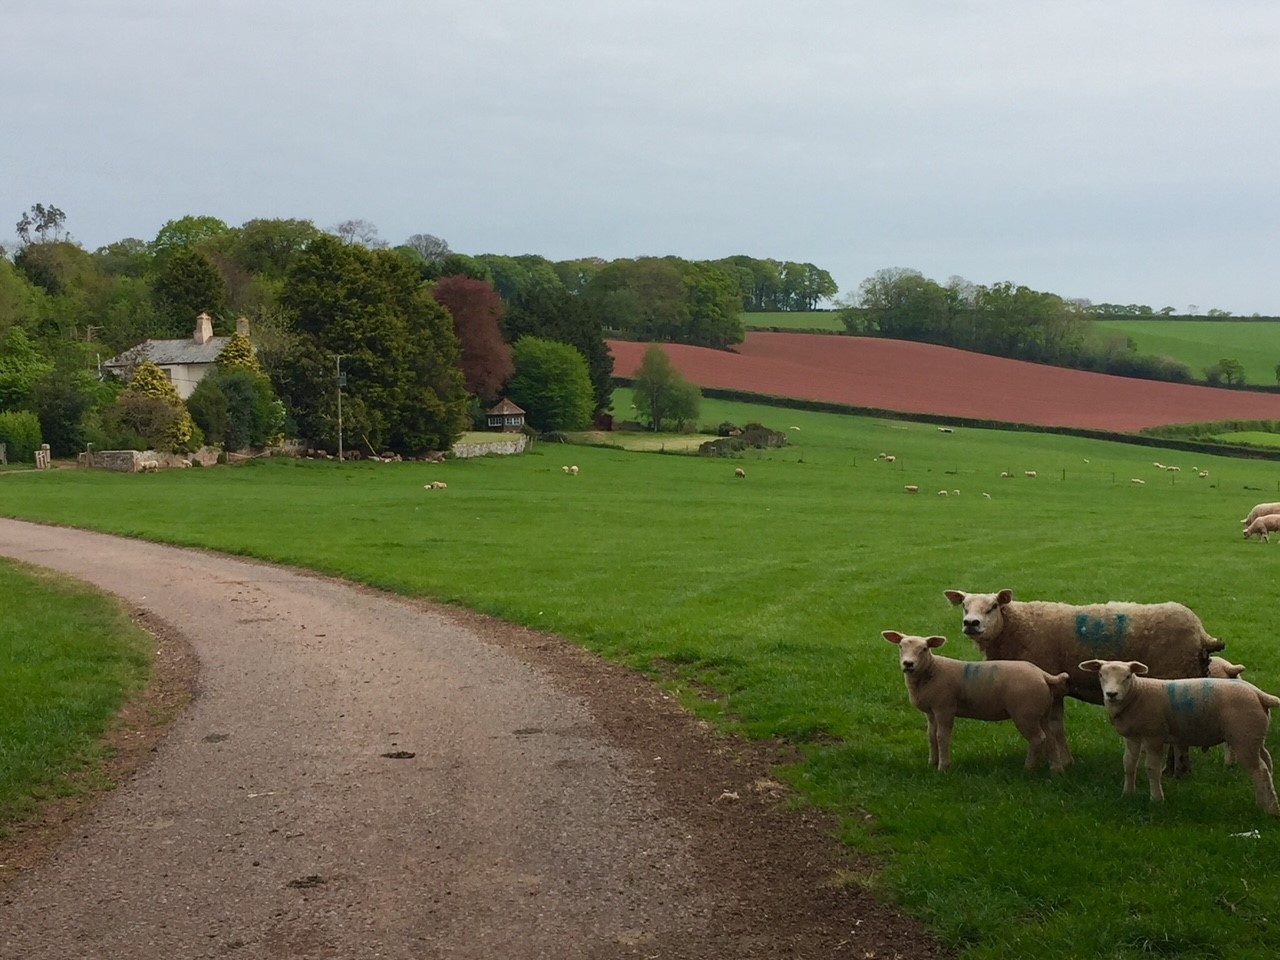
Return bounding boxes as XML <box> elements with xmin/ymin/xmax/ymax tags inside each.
<box><xmin>943</xmin><ymin>588</ymin><xmax>1225</xmax><ymax>771</ymax></box>
<box><xmin>423</xmin><ymin>481</ymin><xmax>448</xmax><ymax>490</ymax></box>
<box><xmin>1024</xmin><ymin>470</ymin><xmax>1037</xmax><ymax>479</ymax></box>
<box><xmin>1166</xmin><ymin>465</ymin><xmax>1181</xmax><ymax>472</ymax></box>
<box><xmin>903</xmin><ymin>484</ymin><xmax>919</xmax><ymax>494</ymax></box>
<box><xmin>937</xmin><ymin>489</ymin><xmax>948</xmax><ymax>496</ymax></box>
<box><xmin>883</xmin><ymin>455</ymin><xmax>896</xmax><ymax>463</ymax></box>
<box><xmin>1153</xmin><ymin>461</ymin><xmax>1166</xmax><ymax>470</ymax></box>
<box><xmin>1000</xmin><ymin>471</ymin><xmax>1011</xmax><ymax>478</ymax></box>
<box><xmin>952</xmin><ymin>489</ymin><xmax>960</xmax><ymax>496</ymax></box>
<box><xmin>1244</xmin><ymin>514</ymin><xmax>1280</xmax><ymax>542</ymax></box>
<box><xmin>1079</xmin><ymin>659</ymin><xmax>1280</xmax><ymax>814</ymax></box>
<box><xmin>1131</xmin><ymin>478</ymin><xmax>1145</xmax><ymax>485</ymax></box>
<box><xmin>1210</xmin><ymin>656</ymin><xmax>1249</xmax><ymax>764</ymax></box>
<box><xmin>1242</xmin><ymin>502</ymin><xmax>1280</xmax><ymax>527</ymax></box>
<box><xmin>562</xmin><ymin>465</ymin><xmax>570</xmax><ymax>473</ymax></box>
<box><xmin>138</xmin><ymin>459</ymin><xmax>159</xmax><ymax>473</ymax></box>
<box><xmin>883</xmin><ymin>630</ymin><xmax>1069</xmax><ymax>773</ymax></box>
<box><xmin>1198</xmin><ymin>470</ymin><xmax>1209</xmax><ymax>479</ymax></box>
<box><xmin>982</xmin><ymin>492</ymin><xmax>992</xmax><ymax>499</ymax></box>
<box><xmin>734</xmin><ymin>467</ymin><xmax>746</xmax><ymax>478</ymax></box>
<box><xmin>937</xmin><ymin>426</ymin><xmax>954</xmax><ymax>433</ymax></box>
<box><xmin>569</xmin><ymin>465</ymin><xmax>579</xmax><ymax>476</ymax></box>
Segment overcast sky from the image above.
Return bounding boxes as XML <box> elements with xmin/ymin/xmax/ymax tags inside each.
<box><xmin>4</xmin><ymin>1</ymin><xmax>1278</xmax><ymax>313</ymax></box>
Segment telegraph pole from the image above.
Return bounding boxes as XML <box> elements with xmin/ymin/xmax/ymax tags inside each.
<box><xmin>336</xmin><ymin>354</ymin><xmax>345</xmax><ymax>462</ymax></box>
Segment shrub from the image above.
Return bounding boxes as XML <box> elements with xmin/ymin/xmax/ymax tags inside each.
<box><xmin>0</xmin><ymin>410</ymin><xmax>42</xmax><ymax>462</ymax></box>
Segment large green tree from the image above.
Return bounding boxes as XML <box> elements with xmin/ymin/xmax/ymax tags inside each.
<box><xmin>630</xmin><ymin>344</ymin><xmax>700</xmax><ymax>432</ymax></box>
<box><xmin>273</xmin><ymin>235</ymin><xmax>469</xmax><ymax>454</ymax></box>
<box><xmin>152</xmin><ymin>247</ymin><xmax>226</xmax><ymax>335</ymax></box>
<box><xmin>503</xmin><ymin>284</ymin><xmax>613</xmax><ymax>415</ymax></box>
<box><xmin>506</xmin><ymin>336</ymin><xmax>593</xmax><ymax>432</ymax></box>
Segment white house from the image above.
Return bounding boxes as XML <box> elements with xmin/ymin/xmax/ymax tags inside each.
<box><xmin>101</xmin><ymin>313</ymin><xmax>249</xmax><ymax>399</ymax></box>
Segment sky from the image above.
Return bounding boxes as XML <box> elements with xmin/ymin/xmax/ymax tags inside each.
<box><xmin>3</xmin><ymin>0</ymin><xmax>1278</xmax><ymax>314</ymax></box>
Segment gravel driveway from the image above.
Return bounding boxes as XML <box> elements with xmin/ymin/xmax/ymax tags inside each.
<box><xmin>0</xmin><ymin>519</ymin><xmax>943</xmax><ymax>959</ymax></box>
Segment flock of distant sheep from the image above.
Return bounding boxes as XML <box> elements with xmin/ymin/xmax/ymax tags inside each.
<box><xmin>886</xmin><ymin>577</ymin><xmax>1280</xmax><ymax>815</ymax></box>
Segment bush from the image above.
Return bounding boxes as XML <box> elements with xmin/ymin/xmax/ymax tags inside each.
<box><xmin>0</xmin><ymin>410</ymin><xmax>42</xmax><ymax>462</ymax></box>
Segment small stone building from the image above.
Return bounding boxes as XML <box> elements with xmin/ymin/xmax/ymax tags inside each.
<box><xmin>101</xmin><ymin>313</ymin><xmax>250</xmax><ymax>399</ymax></box>
<box><xmin>486</xmin><ymin>398</ymin><xmax>526</xmax><ymax>432</ymax></box>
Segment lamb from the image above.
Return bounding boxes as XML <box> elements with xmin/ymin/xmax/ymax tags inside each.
<box><xmin>943</xmin><ymin>588</ymin><xmax>1225</xmax><ymax>769</ymax></box>
<box><xmin>883</xmin><ymin>630</ymin><xmax>1069</xmax><ymax>773</ymax></box>
<box><xmin>1243</xmin><ymin>514</ymin><xmax>1280</xmax><ymax>542</ymax></box>
<box><xmin>1079</xmin><ymin>659</ymin><xmax>1280</xmax><ymax>814</ymax></box>
<box><xmin>1024</xmin><ymin>470</ymin><xmax>1037</xmax><ymax>478</ymax></box>
<box><xmin>569</xmin><ymin>465</ymin><xmax>579</xmax><ymax>476</ymax></box>
<box><xmin>562</xmin><ymin>465</ymin><xmax>570</xmax><ymax>473</ymax></box>
<box><xmin>1242</xmin><ymin>502</ymin><xmax>1280</xmax><ymax>526</ymax></box>
<box><xmin>883</xmin><ymin>455</ymin><xmax>896</xmax><ymax>463</ymax></box>
<box><xmin>1198</xmin><ymin>470</ymin><xmax>1209</xmax><ymax>479</ymax></box>
<box><xmin>903</xmin><ymin>484</ymin><xmax>919</xmax><ymax>494</ymax></box>
<box><xmin>937</xmin><ymin>489</ymin><xmax>948</xmax><ymax>496</ymax></box>
<box><xmin>1209</xmin><ymin>655</ymin><xmax>1249</xmax><ymax>764</ymax></box>
<box><xmin>734</xmin><ymin>467</ymin><xmax>746</xmax><ymax>478</ymax></box>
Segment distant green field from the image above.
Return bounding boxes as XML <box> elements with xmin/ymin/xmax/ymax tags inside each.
<box><xmin>741</xmin><ymin>310</ymin><xmax>844</xmax><ymax>331</ymax></box>
<box><xmin>1215</xmin><ymin>431</ymin><xmax>1280</xmax><ymax>448</ymax></box>
<box><xmin>6</xmin><ymin>394</ymin><xmax>1280</xmax><ymax>958</ymax></box>
<box><xmin>1096</xmin><ymin>319</ymin><xmax>1280</xmax><ymax>386</ymax></box>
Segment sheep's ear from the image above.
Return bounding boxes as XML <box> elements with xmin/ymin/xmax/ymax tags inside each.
<box><xmin>1079</xmin><ymin>659</ymin><xmax>1102</xmax><ymax>673</ymax></box>
<box><xmin>882</xmin><ymin>630</ymin><xmax>904</xmax><ymax>645</ymax></box>
<box><xmin>996</xmin><ymin>589</ymin><xmax>1014</xmax><ymax>605</ymax></box>
<box><xmin>943</xmin><ymin>590</ymin><xmax>966</xmax><ymax>606</ymax></box>
<box><xmin>1130</xmin><ymin>661</ymin><xmax>1149</xmax><ymax>676</ymax></box>
<box><xmin>926</xmin><ymin>636</ymin><xmax>947</xmax><ymax>648</ymax></box>
<box><xmin>1227</xmin><ymin>665</ymin><xmax>1247</xmax><ymax>678</ymax></box>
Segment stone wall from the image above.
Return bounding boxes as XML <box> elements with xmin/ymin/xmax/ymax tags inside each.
<box><xmin>87</xmin><ymin>447</ymin><xmax>221</xmax><ymax>471</ymax></box>
<box><xmin>450</xmin><ymin>435</ymin><xmax>529</xmax><ymax>459</ymax></box>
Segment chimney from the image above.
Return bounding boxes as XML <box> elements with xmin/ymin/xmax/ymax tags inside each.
<box><xmin>236</xmin><ymin>315</ymin><xmax>250</xmax><ymax>337</ymax></box>
<box><xmin>194</xmin><ymin>312</ymin><xmax>213</xmax><ymax>345</ymax></box>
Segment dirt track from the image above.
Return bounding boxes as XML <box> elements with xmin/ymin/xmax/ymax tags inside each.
<box><xmin>609</xmin><ymin>334</ymin><xmax>1280</xmax><ymax>432</ymax></box>
<box><xmin>0</xmin><ymin>519</ymin><xmax>944</xmax><ymax>960</ymax></box>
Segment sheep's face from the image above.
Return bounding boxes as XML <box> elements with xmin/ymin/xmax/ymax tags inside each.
<box><xmin>883</xmin><ymin>631</ymin><xmax>945</xmax><ymax>674</ymax></box>
<box><xmin>1080</xmin><ymin>659</ymin><xmax>1148</xmax><ymax>705</ymax></box>
<box><xmin>944</xmin><ymin>589</ymin><xmax>1012</xmax><ymax>639</ymax></box>
<box><xmin>1208</xmin><ymin>657</ymin><xmax>1246</xmax><ymax>680</ymax></box>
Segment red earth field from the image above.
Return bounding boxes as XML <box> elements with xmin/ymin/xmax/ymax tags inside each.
<box><xmin>609</xmin><ymin>333</ymin><xmax>1280</xmax><ymax>432</ymax></box>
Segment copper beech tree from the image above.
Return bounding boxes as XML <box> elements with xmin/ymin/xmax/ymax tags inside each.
<box><xmin>428</xmin><ymin>275</ymin><xmax>514</xmax><ymax>403</ymax></box>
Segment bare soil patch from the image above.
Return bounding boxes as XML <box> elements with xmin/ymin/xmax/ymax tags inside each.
<box><xmin>610</xmin><ymin>333</ymin><xmax>1280</xmax><ymax>432</ymax></box>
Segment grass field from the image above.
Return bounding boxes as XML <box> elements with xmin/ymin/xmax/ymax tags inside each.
<box><xmin>0</xmin><ymin>560</ymin><xmax>153</xmax><ymax>830</ymax></box>
<box><xmin>1096</xmin><ymin>319</ymin><xmax>1280</xmax><ymax>387</ymax></box>
<box><xmin>5</xmin><ymin>395</ymin><xmax>1280</xmax><ymax>957</ymax></box>
<box><xmin>741</xmin><ymin>310</ymin><xmax>845</xmax><ymax>331</ymax></box>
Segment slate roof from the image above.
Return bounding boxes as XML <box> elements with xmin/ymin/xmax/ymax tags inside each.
<box><xmin>102</xmin><ymin>337</ymin><xmax>231</xmax><ymax>370</ymax></box>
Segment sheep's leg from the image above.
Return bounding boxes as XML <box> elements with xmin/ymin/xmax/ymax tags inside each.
<box><xmin>1224</xmin><ymin>742</ymin><xmax>1236</xmax><ymax>766</ymax></box>
<box><xmin>1122</xmin><ymin>739</ymin><xmax>1142</xmax><ymax>795</ymax></box>
<box><xmin>1048</xmin><ymin>699</ymin><xmax>1072</xmax><ymax>767</ymax></box>
<box><xmin>933</xmin><ymin>711</ymin><xmax>955</xmax><ymax>771</ymax></box>
<box><xmin>1165</xmin><ymin>743</ymin><xmax>1192</xmax><ymax>779</ymax></box>
<box><xmin>925</xmin><ymin>712</ymin><xmax>940</xmax><ymax>769</ymax></box>
<box><xmin>1238</xmin><ymin>744</ymin><xmax>1280</xmax><ymax>815</ymax></box>
<box><xmin>1012</xmin><ymin>713</ymin><xmax>1051</xmax><ymax>772</ymax></box>
<box><xmin>1143</xmin><ymin>738</ymin><xmax>1167</xmax><ymax>801</ymax></box>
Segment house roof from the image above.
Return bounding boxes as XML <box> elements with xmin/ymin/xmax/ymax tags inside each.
<box><xmin>102</xmin><ymin>337</ymin><xmax>231</xmax><ymax>369</ymax></box>
<box><xmin>487</xmin><ymin>398</ymin><xmax>526</xmax><ymax>415</ymax></box>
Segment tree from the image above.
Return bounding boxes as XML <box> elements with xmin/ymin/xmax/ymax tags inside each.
<box><xmin>428</xmin><ymin>276</ymin><xmax>513</xmax><ymax>403</ymax></box>
<box><xmin>216</xmin><ymin>330</ymin><xmax>261</xmax><ymax>373</ymax></box>
<box><xmin>1218</xmin><ymin>358</ymin><xmax>1246</xmax><ymax>387</ymax></box>
<box><xmin>150</xmin><ymin>215</ymin><xmax>231</xmax><ymax>261</ymax></box>
<box><xmin>152</xmin><ymin>247</ymin><xmax>226</xmax><ymax>335</ymax></box>
<box><xmin>0</xmin><ymin>327</ymin><xmax>55</xmax><ymax>410</ymax></box>
<box><xmin>15</xmin><ymin>203</ymin><xmax>68</xmax><ymax>245</ymax></box>
<box><xmin>187</xmin><ymin>367</ymin><xmax>283</xmax><ymax>450</ymax></box>
<box><xmin>227</xmin><ymin>219</ymin><xmax>321</xmax><ymax>279</ymax></box>
<box><xmin>274</xmin><ymin>235</ymin><xmax>469</xmax><ymax>454</ymax></box>
<box><xmin>104</xmin><ymin>358</ymin><xmax>196</xmax><ymax>451</ymax></box>
<box><xmin>630</xmin><ymin>344</ymin><xmax>700</xmax><ymax>432</ymax></box>
<box><xmin>331</xmin><ymin>219</ymin><xmax>386</xmax><ymax>248</ymax></box>
<box><xmin>506</xmin><ymin>337</ymin><xmax>593</xmax><ymax>432</ymax></box>
<box><xmin>504</xmin><ymin>284</ymin><xmax>614</xmax><ymax>414</ymax></box>
<box><xmin>403</xmin><ymin>233</ymin><xmax>451</xmax><ymax>264</ymax></box>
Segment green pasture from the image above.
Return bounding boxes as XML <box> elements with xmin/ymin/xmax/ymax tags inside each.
<box><xmin>741</xmin><ymin>310</ymin><xmax>844</xmax><ymax>332</ymax></box>
<box><xmin>5</xmin><ymin>395</ymin><xmax>1280</xmax><ymax>958</ymax></box>
<box><xmin>1096</xmin><ymin>319</ymin><xmax>1280</xmax><ymax>386</ymax></box>
<box><xmin>0</xmin><ymin>560</ymin><xmax>153</xmax><ymax>829</ymax></box>
<box><xmin>1215</xmin><ymin>432</ymin><xmax>1280</xmax><ymax>449</ymax></box>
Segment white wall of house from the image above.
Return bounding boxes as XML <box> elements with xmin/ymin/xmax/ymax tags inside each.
<box><xmin>164</xmin><ymin>363</ymin><xmax>215</xmax><ymax>399</ymax></box>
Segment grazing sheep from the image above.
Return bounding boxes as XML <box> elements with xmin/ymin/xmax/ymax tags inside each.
<box><xmin>1166</xmin><ymin>465</ymin><xmax>1181</xmax><ymax>472</ymax></box>
<box><xmin>562</xmin><ymin>465</ymin><xmax>570</xmax><ymax>473</ymax></box>
<box><xmin>789</xmin><ymin>425</ymin><xmax>800</xmax><ymax>431</ymax></box>
<box><xmin>904</xmin><ymin>484</ymin><xmax>919</xmax><ymax>494</ymax></box>
<box><xmin>1079</xmin><ymin>659</ymin><xmax>1280</xmax><ymax>814</ymax></box>
<box><xmin>982</xmin><ymin>492</ymin><xmax>992</xmax><ymax>499</ymax></box>
<box><xmin>1153</xmin><ymin>462</ymin><xmax>1166</xmax><ymax>470</ymax></box>
<box><xmin>1242</xmin><ymin>502</ymin><xmax>1280</xmax><ymax>527</ymax></box>
<box><xmin>1000</xmin><ymin>471</ymin><xmax>1011</xmax><ymax>478</ymax></box>
<box><xmin>569</xmin><ymin>465</ymin><xmax>579</xmax><ymax>476</ymax></box>
<box><xmin>1198</xmin><ymin>470</ymin><xmax>1209</xmax><ymax>479</ymax></box>
<box><xmin>1244</xmin><ymin>514</ymin><xmax>1280</xmax><ymax>542</ymax></box>
<box><xmin>943</xmin><ymin>588</ymin><xmax>1225</xmax><ymax>770</ymax></box>
<box><xmin>937</xmin><ymin>489</ymin><xmax>948</xmax><ymax>496</ymax></box>
<box><xmin>424</xmin><ymin>481</ymin><xmax>448</xmax><ymax>490</ymax></box>
<box><xmin>1024</xmin><ymin>470</ymin><xmax>1037</xmax><ymax>478</ymax></box>
<box><xmin>952</xmin><ymin>489</ymin><xmax>960</xmax><ymax>496</ymax></box>
<box><xmin>937</xmin><ymin>426</ymin><xmax>954</xmax><ymax>433</ymax></box>
<box><xmin>883</xmin><ymin>631</ymin><xmax>1069</xmax><ymax>773</ymax></box>
<box><xmin>734</xmin><ymin>467</ymin><xmax>746</xmax><ymax>478</ymax></box>
<box><xmin>139</xmin><ymin>459</ymin><xmax>159</xmax><ymax>473</ymax></box>
<box><xmin>883</xmin><ymin>455</ymin><xmax>896</xmax><ymax>463</ymax></box>
<box><xmin>1131</xmin><ymin>478</ymin><xmax>1146</xmax><ymax>485</ymax></box>
<box><xmin>1083</xmin><ymin>458</ymin><xmax>1090</xmax><ymax>464</ymax></box>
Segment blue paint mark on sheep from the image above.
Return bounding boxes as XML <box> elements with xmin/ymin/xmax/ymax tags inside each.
<box><xmin>1166</xmin><ymin>680</ymin><xmax>1212</xmax><ymax>716</ymax></box>
<box><xmin>1074</xmin><ymin>612</ymin><xmax>1129</xmax><ymax>656</ymax></box>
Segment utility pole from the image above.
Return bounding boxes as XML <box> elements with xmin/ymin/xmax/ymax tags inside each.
<box><xmin>336</xmin><ymin>354</ymin><xmax>345</xmax><ymax>462</ymax></box>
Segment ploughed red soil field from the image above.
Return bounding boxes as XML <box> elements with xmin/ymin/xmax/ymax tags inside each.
<box><xmin>609</xmin><ymin>333</ymin><xmax>1280</xmax><ymax>432</ymax></box>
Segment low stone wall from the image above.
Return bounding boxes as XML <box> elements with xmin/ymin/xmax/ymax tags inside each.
<box><xmin>87</xmin><ymin>447</ymin><xmax>221</xmax><ymax>472</ymax></box>
<box><xmin>451</xmin><ymin>435</ymin><xmax>529</xmax><ymax>459</ymax></box>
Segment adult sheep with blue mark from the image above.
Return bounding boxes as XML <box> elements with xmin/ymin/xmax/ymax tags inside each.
<box><xmin>943</xmin><ymin>588</ymin><xmax>1225</xmax><ymax>771</ymax></box>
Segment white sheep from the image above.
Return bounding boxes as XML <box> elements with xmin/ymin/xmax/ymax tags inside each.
<box><xmin>982</xmin><ymin>492</ymin><xmax>992</xmax><ymax>499</ymax></box>
<box><xmin>1244</xmin><ymin>514</ymin><xmax>1280</xmax><ymax>542</ymax></box>
<box><xmin>884</xmin><ymin>631</ymin><xmax>1069</xmax><ymax>773</ymax></box>
<box><xmin>1024</xmin><ymin>470</ymin><xmax>1037</xmax><ymax>479</ymax></box>
<box><xmin>937</xmin><ymin>489</ymin><xmax>948</xmax><ymax>496</ymax></box>
<box><xmin>943</xmin><ymin>588</ymin><xmax>1225</xmax><ymax>770</ymax></box>
<box><xmin>1000</xmin><ymin>471</ymin><xmax>1011</xmax><ymax>478</ymax></box>
<box><xmin>1209</xmin><ymin>655</ymin><xmax>1249</xmax><ymax>764</ymax></box>
<box><xmin>952</xmin><ymin>489</ymin><xmax>960</xmax><ymax>496</ymax></box>
<box><xmin>1166</xmin><ymin>465</ymin><xmax>1181</xmax><ymax>472</ymax></box>
<box><xmin>734</xmin><ymin>467</ymin><xmax>746</xmax><ymax>478</ymax></box>
<box><xmin>1079</xmin><ymin>658</ymin><xmax>1280</xmax><ymax>814</ymax></box>
<box><xmin>937</xmin><ymin>426</ymin><xmax>954</xmax><ymax>433</ymax></box>
<box><xmin>1153</xmin><ymin>462</ymin><xmax>1166</xmax><ymax>470</ymax></box>
<box><xmin>562</xmin><ymin>465</ymin><xmax>570</xmax><ymax>473</ymax></box>
<box><xmin>139</xmin><ymin>459</ymin><xmax>159</xmax><ymax>473</ymax></box>
<box><xmin>1198</xmin><ymin>470</ymin><xmax>1209</xmax><ymax>479</ymax></box>
<box><xmin>1131</xmin><ymin>478</ymin><xmax>1145</xmax><ymax>485</ymax></box>
<box><xmin>1242</xmin><ymin>502</ymin><xmax>1280</xmax><ymax>527</ymax></box>
<box><xmin>569</xmin><ymin>465</ymin><xmax>579</xmax><ymax>475</ymax></box>
<box><xmin>903</xmin><ymin>484</ymin><xmax>919</xmax><ymax>494</ymax></box>
<box><xmin>883</xmin><ymin>455</ymin><xmax>896</xmax><ymax>463</ymax></box>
